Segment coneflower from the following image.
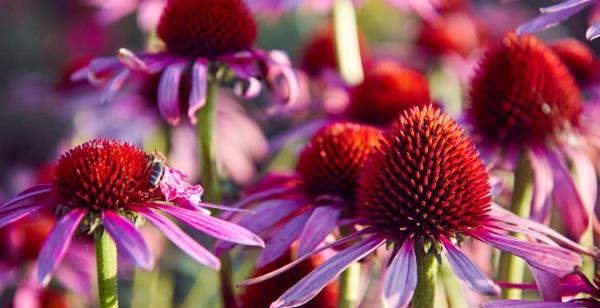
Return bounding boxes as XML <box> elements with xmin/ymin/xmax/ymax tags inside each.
<box><xmin>0</xmin><ymin>139</ymin><xmax>263</xmax><ymax>306</ymax></box>
<box><xmin>518</xmin><ymin>0</ymin><xmax>600</xmax><ymax>40</ymax></box>
<box><xmin>216</xmin><ymin>122</ymin><xmax>382</xmax><ymax>267</ymax></box>
<box><xmin>240</xmin><ymin>106</ymin><xmax>587</xmax><ymax>308</ymax></box>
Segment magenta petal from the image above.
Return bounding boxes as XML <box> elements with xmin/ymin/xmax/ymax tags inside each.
<box><xmin>562</xmin><ymin>145</ymin><xmax>597</xmax><ymax>211</ymax></box>
<box><xmin>117</xmin><ymin>48</ymin><xmax>149</xmax><ymax>72</ymax></box>
<box><xmin>137</xmin><ymin>207</ymin><xmax>220</xmax><ymax>270</ymax></box>
<box><xmin>152</xmin><ymin>204</ymin><xmax>264</xmax><ymax>247</ymax></box>
<box><xmin>473</xmin><ymin>230</ymin><xmax>581</xmax><ymax>277</ymax></box>
<box><xmin>271</xmin><ymin>235</ymin><xmax>386</xmax><ymax>308</ymax></box>
<box><xmin>0</xmin><ymin>202</ymin><xmax>53</xmax><ymax>228</ymax></box>
<box><xmin>101</xmin><ymin>69</ymin><xmax>130</xmax><ymax>104</ymax></box>
<box><xmin>526</xmin><ymin>148</ymin><xmax>553</xmax><ymax>222</ymax></box>
<box><xmin>383</xmin><ymin>240</ymin><xmax>417</xmax><ymax>308</ymax></box>
<box><xmin>257</xmin><ymin>211</ymin><xmax>312</xmax><ymax>268</ymax></box>
<box><xmin>102</xmin><ymin>210</ymin><xmax>153</xmax><ymax>270</ymax></box>
<box><xmin>159</xmin><ymin>166</ymin><xmax>203</xmax><ymax>208</ymax></box>
<box><xmin>188</xmin><ymin>59</ymin><xmax>208</xmax><ymax>124</ymax></box>
<box><xmin>587</xmin><ymin>20</ymin><xmax>600</xmax><ymax>40</ymax></box>
<box><xmin>546</xmin><ymin>149</ymin><xmax>589</xmax><ymax>240</ymax></box>
<box><xmin>37</xmin><ymin>208</ymin><xmax>87</xmax><ymax>284</ymax></box>
<box><xmin>297</xmin><ymin>205</ymin><xmax>341</xmax><ymax>257</ymax></box>
<box><xmin>441</xmin><ymin>238</ymin><xmax>500</xmax><ymax>296</ymax></box>
<box><xmin>2</xmin><ymin>186</ymin><xmax>56</xmax><ymax>210</ymax></box>
<box><xmin>233</xmin><ymin>77</ymin><xmax>261</xmax><ymax>100</ymax></box>
<box><xmin>483</xmin><ymin>300</ymin><xmax>583</xmax><ymax>308</ymax></box>
<box><xmin>157</xmin><ymin>62</ymin><xmax>186</xmax><ymax>125</ymax></box>
<box><xmin>528</xmin><ymin>265</ymin><xmax>560</xmax><ymax>301</ymax></box>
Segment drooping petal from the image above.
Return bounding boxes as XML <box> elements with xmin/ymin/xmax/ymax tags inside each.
<box><xmin>264</xmin><ymin>50</ymin><xmax>299</xmax><ymax>105</ymax></box>
<box><xmin>137</xmin><ymin>207</ymin><xmax>220</xmax><ymax>270</ymax></box>
<box><xmin>441</xmin><ymin>238</ymin><xmax>500</xmax><ymax>296</ymax></box>
<box><xmin>587</xmin><ymin>20</ymin><xmax>600</xmax><ymax>40</ymax></box>
<box><xmin>517</xmin><ymin>1</ymin><xmax>591</xmax><ymax>34</ymax></box>
<box><xmin>188</xmin><ymin>59</ymin><xmax>209</xmax><ymax>124</ymax></box>
<box><xmin>256</xmin><ymin>211</ymin><xmax>312</xmax><ymax>268</ymax></box>
<box><xmin>157</xmin><ymin>62</ymin><xmax>186</xmax><ymax>125</ymax></box>
<box><xmin>101</xmin><ymin>210</ymin><xmax>153</xmax><ymax>270</ymax></box>
<box><xmin>296</xmin><ymin>205</ymin><xmax>341</xmax><ymax>257</ymax></box>
<box><xmin>159</xmin><ymin>166</ymin><xmax>204</xmax><ymax>208</ymax></box>
<box><xmin>271</xmin><ymin>235</ymin><xmax>386</xmax><ymax>308</ymax></box>
<box><xmin>117</xmin><ymin>48</ymin><xmax>149</xmax><ymax>72</ymax></box>
<box><xmin>562</xmin><ymin>145</ymin><xmax>597</xmax><ymax>211</ymax></box>
<box><xmin>528</xmin><ymin>265</ymin><xmax>561</xmax><ymax>301</ymax></box>
<box><xmin>197</xmin><ymin>202</ymin><xmax>254</xmax><ymax>213</ymax></box>
<box><xmin>220</xmin><ymin>51</ymin><xmax>258</xmax><ymax>78</ymax></box>
<box><xmin>546</xmin><ymin>149</ymin><xmax>589</xmax><ymax>241</ymax></box>
<box><xmin>101</xmin><ymin>69</ymin><xmax>130</xmax><ymax>104</ymax></box>
<box><xmin>472</xmin><ymin>230</ymin><xmax>581</xmax><ymax>277</ymax></box>
<box><xmin>1</xmin><ymin>186</ymin><xmax>56</xmax><ymax>210</ymax></box>
<box><xmin>37</xmin><ymin>208</ymin><xmax>87</xmax><ymax>284</ymax></box>
<box><xmin>0</xmin><ymin>201</ymin><xmax>54</xmax><ymax>229</ymax></box>
<box><xmin>540</xmin><ymin>0</ymin><xmax>595</xmax><ymax>14</ymax></box>
<box><xmin>152</xmin><ymin>204</ymin><xmax>264</xmax><ymax>247</ymax></box>
<box><xmin>526</xmin><ymin>148</ymin><xmax>553</xmax><ymax>222</ymax></box>
<box><xmin>383</xmin><ymin>240</ymin><xmax>417</xmax><ymax>308</ymax></box>
<box><xmin>233</xmin><ymin>77</ymin><xmax>261</xmax><ymax>99</ymax></box>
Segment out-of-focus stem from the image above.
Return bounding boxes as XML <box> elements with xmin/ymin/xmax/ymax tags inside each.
<box><xmin>337</xmin><ymin>262</ymin><xmax>361</xmax><ymax>308</ymax></box>
<box><xmin>96</xmin><ymin>231</ymin><xmax>118</xmax><ymax>308</ymax></box>
<box><xmin>413</xmin><ymin>252</ymin><xmax>438</xmax><ymax>308</ymax></box>
<box><xmin>333</xmin><ymin>0</ymin><xmax>364</xmax><ymax>85</ymax></box>
<box><xmin>499</xmin><ymin>153</ymin><xmax>533</xmax><ymax>299</ymax></box>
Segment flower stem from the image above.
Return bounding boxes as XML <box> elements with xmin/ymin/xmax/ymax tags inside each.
<box><xmin>96</xmin><ymin>231</ymin><xmax>118</xmax><ymax>308</ymax></box>
<box><xmin>333</xmin><ymin>0</ymin><xmax>364</xmax><ymax>85</ymax></box>
<box><xmin>337</xmin><ymin>262</ymin><xmax>361</xmax><ymax>308</ymax></box>
<box><xmin>413</xmin><ymin>252</ymin><xmax>438</xmax><ymax>308</ymax></box>
<box><xmin>499</xmin><ymin>153</ymin><xmax>533</xmax><ymax>299</ymax></box>
<box><xmin>196</xmin><ymin>69</ymin><xmax>237</xmax><ymax>308</ymax></box>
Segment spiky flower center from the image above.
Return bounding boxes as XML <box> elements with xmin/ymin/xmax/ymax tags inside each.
<box><xmin>53</xmin><ymin>139</ymin><xmax>157</xmax><ymax>211</ymax></box>
<box><xmin>469</xmin><ymin>33</ymin><xmax>581</xmax><ymax>145</ymax></box>
<box><xmin>346</xmin><ymin>61</ymin><xmax>431</xmax><ymax>126</ymax></box>
<box><xmin>157</xmin><ymin>0</ymin><xmax>257</xmax><ymax>59</ymax></box>
<box><xmin>296</xmin><ymin>122</ymin><xmax>382</xmax><ymax>201</ymax></box>
<box><xmin>356</xmin><ymin>106</ymin><xmax>492</xmax><ymax>242</ymax></box>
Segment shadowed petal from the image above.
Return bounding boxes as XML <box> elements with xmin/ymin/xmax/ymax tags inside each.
<box><xmin>188</xmin><ymin>59</ymin><xmax>208</xmax><ymax>124</ymax></box>
<box><xmin>0</xmin><ymin>201</ymin><xmax>54</xmax><ymax>229</ymax></box>
<box><xmin>587</xmin><ymin>20</ymin><xmax>600</xmax><ymax>40</ymax></box>
<box><xmin>529</xmin><ymin>265</ymin><xmax>560</xmax><ymax>301</ymax></box>
<box><xmin>562</xmin><ymin>145</ymin><xmax>597</xmax><ymax>211</ymax></box>
<box><xmin>233</xmin><ymin>77</ymin><xmax>261</xmax><ymax>99</ymax></box>
<box><xmin>117</xmin><ymin>48</ymin><xmax>149</xmax><ymax>71</ymax></box>
<box><xmin>152</xmin><ymin>204</ymin><xmax>264</xmax><ymax>247</ymax></box>
<box><xmin>257</xmin><ymin>211</ymin><xmax>312</xmax><ymax>268</ymax></box>
<box><xmin>472</xmin><ymin>230</ymin><xmax>581</xmax><ymax>277</ymax></box>
<box><xmin>383</xmin><ymin>240</ymin><xmax>417</xmax><ymax>308</ymax></box>
<box><xmin>2</xmin><ymin>186</ymin><xmax>56</xmax><ymax>210</ymax></box>
<box><xmin>527</xmin><ymin>148</ymin><xmax>553</xmax><ymax>222</ymax></box>
<box><xmin>297</xmin><ymin>205</ymin><xmax>341</xmax><ymax>257</ymax></box>
<box><xmin>137</xmin><ymin>207</ymin><xmax>220</xmax><ymax>270</ymax></box>
<box><xmin>271</xmin><ymin>235</ymin><xmax>386</xmax><ymax>308</ymax></box>
<box><xmin>101</xmin><ymin>69</ymin><xmax>130</xmax><ymax>104</ymax></box>
<box><xmin>102</xmin><ymin>210</ymin><xmax>153</xmax><ymax>270</ymax></box>
<box><xmin>157</xmin><ymin>62</ymin><xmax>186</xmax><ymax>125</ymax></box>
<box><xmin>441</xmin><ymin>238</ymin><xmax>499</xmax><ymax>296</ymax></box>
<box><xmin>37</xmin><ymin>208</ymin><xmax>87</xmax><ymax>284</ymax></box>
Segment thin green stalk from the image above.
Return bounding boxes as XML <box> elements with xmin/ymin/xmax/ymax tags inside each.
<box><xmin>333</xmin><ymin>0</ymin><xmax>364</xmax><ymax>85</ymax></box>
<box><xmin>498</xmin><ymin>153</ymin><xmax>533</xmax><ymax>299</ymax></box>
<box><xmin>337</xmin><ymin>262</ymin><xmax>361</xmax><ymax>308</ymax></box>
<box><xmin>195</xmin><ymin>70</ymin><xmax>237</xmax><ymax>308</ymax></box>
<box><xmin>413</xmin><ymin>252</ymin><xmax>438</xmax><ymax>308</ymax></box>
<box><xmin>96</xmin><ymin>231</ymin><xmax>119</xmax><ymax>308</ymax></box>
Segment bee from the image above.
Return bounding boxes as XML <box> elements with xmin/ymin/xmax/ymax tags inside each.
<box><xmin>147</xmin><ymin>151</ymin><xmax>166</xmax><ymax>189</ymax></box>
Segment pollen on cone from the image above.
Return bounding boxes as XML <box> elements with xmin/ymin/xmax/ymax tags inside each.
<box><xmin>296</xmin><ymin>122</ymin><xmax>382</xmax><ymax>201</ymax></box>
<box><xmin>356</xmin><ymin>105</ymin><xmax>492</xmax><ymax>241</ymax></box>
<box><xmin>550</xmin><ymin>38</ymin><xmax>597</xmax><ymax>83</ymax></box>
<box><xmin>345</xmin><ymin>61</ymin><xmax>431</xmax><ymax>126</ymax></box>
<box><xmin>53</xmin><ymin>139</ymin><xmax>157</xmax><ymax>211</ymax></box>
<box><xmin>157</xmin><ymin>0</ymin><xmax>257</xmax><ymax>59</ymax></box>
<box><xmin>469</xmin><ymin>33</ymin><xmax>581</xmax><ymax>145</ymax></box>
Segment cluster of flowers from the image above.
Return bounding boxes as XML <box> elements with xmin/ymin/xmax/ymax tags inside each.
<box><xmin>3</xmin><ymin>0</ymin><xmax>600</xmax><ymax>307</ymax></box>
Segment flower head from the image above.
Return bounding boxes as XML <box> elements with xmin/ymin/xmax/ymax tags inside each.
<box><xmin>469</xmin><ymin>33</ymin><xmax>581</xmax><ymax>145</ymax></box>
<box><xmin>0</xmin><ymin>139</ymin><xmax>263</xmax><ymax>284</ymax></box>
<box><xmin>157</xmin><ymin>0</ymin><xmax>257</xmax><ymax>59</ymax></box>
<box><xmin>550</xmin><ymin>38</ymin><xmax>597</xmax><ymax>84</ymax></box>
<box><xmin>242</xmin><ymin>106</ymin><xmax>587</xmax><ymax>308</ymax></box>
<box><xmin>345</xmin><ymin>61</ymin><xmax>431</xmax><ymax>126</ymax></box>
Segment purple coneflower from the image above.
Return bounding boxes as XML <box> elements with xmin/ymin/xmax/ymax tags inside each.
<box><xmin>0</xmin><ymin>139</ymin><xmax>263</xmax><ymax>285</ymax></box>
<box><xmin>216</xmin><ymin>121</ymin><xmax>382</xmax><ymax>267</ymax></box>
<box><xmin>468</xmin><ymin>33</ymin><xmax>599</xmax><ymax>241</ymax></box>
<box><xmin>241</xmin><ymin>106</ymin><xmax>586</xmax><ymax>308</ymax></box>
<box><xmin>75</xmin><ymin>0</ymin><xmax>297</xmax><ymax>126</ymax></box>
<box><xmin>517</xmin><ymin>0</ymin><xmax>600</xmax><ymax>40</ymax></box>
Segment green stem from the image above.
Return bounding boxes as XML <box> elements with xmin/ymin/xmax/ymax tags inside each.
<box><xmin>499</xmin><ymin>153</ymin><xmax>533</xmax><ymax>299</ymax></box>
<box><xmin>413</xmin><ymin>252</ymin><xmax>438</xmax><ymax>308</ymax></box>
<box><xmin>96</xmin><ymin>231</ymin><xmax>119</xmax><ymax>308</ymax></box>
<box><xmin>337</xmin><ymin>262</ymin><xmax>361</xmax><ymax>308</ymax></box>
<box><xmin>333</xmin><ymin>0</ymin><xmax>364</xmax><ymax>85</ymax></box>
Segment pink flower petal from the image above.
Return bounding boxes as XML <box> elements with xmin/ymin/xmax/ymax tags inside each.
<box><xmin>562</xmin><ymin>145</ymin><xmax>597</xmax><ymax>211</ymax></box>
<box><xmin>157</xmin><ymin>62</ymin><xmax>186</xmax><ymax>125</ymax></box>
<box><xmin>117</xmin><ymin>48</ymin><xmax>149</xmax><ymax>72</ymax></box>
<box><xmin>517</xmin><ymin>0</ymin><xmax>590</xmax><ymax>34</ymax></box>
<box><xmin>483</xmin><ymin>300</ymin><xmax>583</xmax><ymax>308</ymax></box>
<box><xmin>256</xmin><ymin>210</ymin><xmax>312</xmax><ymax>268</ymax></box>
<box><xmin>527</xmin><ymin>147</ymin><xmax>553</xmax><ymax>222</ymax></box>
<box><xmin>529</xmin><ymin>265</ymin><xmax>561</xmax><ymax>301</ymax></box>
<box><xmin>587</xmin><ymin>20</ymin><xmax>600</xmax><ymax>40</ymax></box>
<box><xmin>101</xmin><ymin>69</ymin><xmax>130</xmax><ymax>104</ymax></box>
<box><xmin>0</xmin><ymin>201</ymin><xmax>54</xmax><ymax>229</ymax></box>
<box><xmin>233</xmin><ymin>77</ymin><xmax>261</xmax><ymax>99</ymax></box>
<box><xmin>37</xmin><ymin>208</ymin><xmax>87</xmax><ymax>284</ymax></box>
<box><xmin>441</xmin><ymin>237</ymin><xmax>500</xmax><ymax>296</ymax></box>
<box><xmin>188</xmin><ymin>59</ymin><xmax>208</xmax><ymax>124</ymax></box>
<box><xmin>1</xmin><ymin>186</ymin><xmax>56</xmax><ymax>210</ymax></box>
<box><xmin>102</xmin><ymin>210</ymin><xmax>153</xmax><ymax>270</ymax></box>
<box><xmin>383</xmin><ymin>240</ymin><xmax>417</xmax><ymax>308</ymax></box>
<box><xmin>152</xmin><ymin>204</ymin><xmax>264</xmax><ymax>247</ymax></box>
<box><xmin>159</xmin><ymin>166</ymin><xmax>204</xmax><ymax>208</ymax></box>
<box><xmin>271</xmin><ymin>235</ymin><xmax>386</xmax><ymax>308</ymax></box>
<box><xmin>540</xmin><ymin>0</ymin><xmax>595</xmax><ymax>14</ymax></box>
<box><xmin>137</xmin><ymin>207</ymin><xmax>220</xmax><ymax>270</ymax></box>
<box><xmin>297</xmin><ymin>205</ymin><xmax>341</xmax><ymax>257</ymax></box>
